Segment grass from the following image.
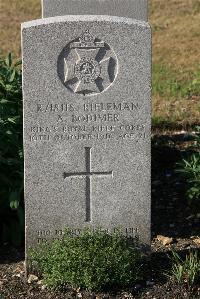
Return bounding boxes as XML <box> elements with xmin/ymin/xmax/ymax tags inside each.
<box><xmin>176</xmin><ymin>134</ymin><xmax>200</xmax><ymax>206</ymax></box>
<box><xmin>150</xmin><ymin>0</ymin><xmax>200</xmax><ymax>128</ymax></box>
<box><xmin>152</xmin><ymin>64</ymin><xmax>200</xmax><ymax>128</ymax></box>
<box><xmin>0</xmin><ymin>0</ymin><xmax>199</xmax><ymax>127</ymax></box>
<box><xmin>0</xmin><ymin>0</ymin><xmax>41</xmax><ymax>56</ymax></box>
<box><xmin>170</xmin><ymin>249</ymin><xmax>200</xmax><ymax>289</ymax></box>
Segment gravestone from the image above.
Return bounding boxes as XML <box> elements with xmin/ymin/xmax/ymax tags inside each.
<box><xmin>22</xmin><ymin>10</ymin><xmax>151</xmax><ymax>254</ymax></box>
<box><xmin>42</xmin><ymin>0</ymin><xmax>148</xmax><ymax>21</ymax></box>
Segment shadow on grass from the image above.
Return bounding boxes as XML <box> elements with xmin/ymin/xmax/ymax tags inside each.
<box><xmin>152</xmin><ymin>119</ymin><xmax>200</xmax><ymax>132</ymax></box>
<box><xmin>151</xmin><ymin>132</ymin><xmax>200</xmax><ymax>239</ymax></box>
<box><xmin>0</xmin><ymin>245</ymin><xmax>24</xmax><ymax>264</ymax></box>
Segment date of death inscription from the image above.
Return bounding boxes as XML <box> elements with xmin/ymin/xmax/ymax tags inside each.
<box><xmin>26</xmin><ymin>102</ymin><xmax>148</xmax><ymax>143</ymax></box>
<box><xmin>36</xmin><ymin>227</ymin><xmax>140</xmax><ymax>244</ymax></box>
<box><xmin>28</xmin><ymin>124</ymin><xmax>146</xmax><ymax>142</ymax></box>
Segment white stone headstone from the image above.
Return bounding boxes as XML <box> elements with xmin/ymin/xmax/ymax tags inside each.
<box><xmin>22</xmin><ymin>14</ymin><xmax>151</xmax><ymax>253</ymax></box>
<box><xmin>42</xmin><ymin>0</ymin><xmax>148</xmax><ymax>21</ymax></box>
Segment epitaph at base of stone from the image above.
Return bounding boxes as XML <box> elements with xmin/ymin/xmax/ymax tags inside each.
<box><xmin>42</xmin><ymin>0</ymin><xmax>148</xmax><ymax>21</ymax></box>
<box><xmin>22</xmin><ymin>15</ymin><xmax>151</xmax><ymax>253</ymax></box>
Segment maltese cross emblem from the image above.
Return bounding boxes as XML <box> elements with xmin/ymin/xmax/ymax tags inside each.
<box><xmin>58</xmin><ymin>30</ymin><xmax>118</xmax><ymax>95</ymax></box>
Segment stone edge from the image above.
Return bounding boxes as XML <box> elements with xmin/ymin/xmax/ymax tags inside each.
<box><xmin>21</xmin><ymin>14</ymin><xmax>150</xmax><ymax>30</ymax></box>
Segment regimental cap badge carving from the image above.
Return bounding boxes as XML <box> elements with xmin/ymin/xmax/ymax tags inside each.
<box><xmin>58</xmin><ymin>30</ymin><xmax>118</xmax><ymax>96</ymax></box>
<box><xmin>70</xmin><ymin>30</ymin><xmax>105</xmax><ymax>49</ymax></box>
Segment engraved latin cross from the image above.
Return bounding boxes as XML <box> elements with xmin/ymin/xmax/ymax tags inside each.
<box><xmin>63</xmin><ymin>147</ymin><xmax>113</xmax><ymax>222</ymax></box>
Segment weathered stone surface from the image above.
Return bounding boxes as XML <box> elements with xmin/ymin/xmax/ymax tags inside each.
<box><xmin>42</xmin><ymin>0</ymin><xmax>148</xmax><ymax>21</ymax></box>
<box><xmin>22</xmin><ymin>15</ymin><xmax>151</xmax><ymax>252</ymax></box>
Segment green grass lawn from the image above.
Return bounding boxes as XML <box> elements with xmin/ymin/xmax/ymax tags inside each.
<box><xmin>0</xmin><ymin>0</ymin><xmax>199</xmax><ymax>128</ymax></box>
